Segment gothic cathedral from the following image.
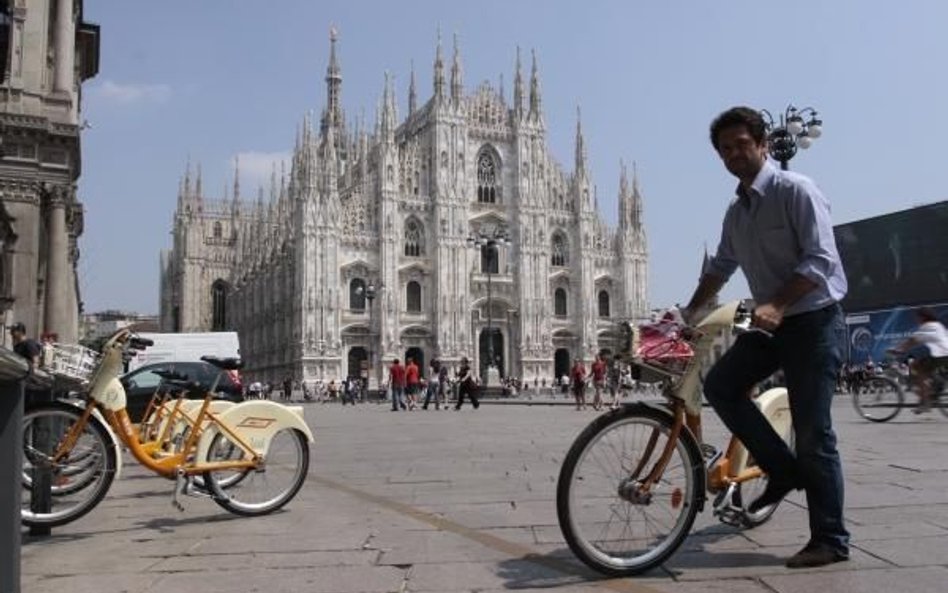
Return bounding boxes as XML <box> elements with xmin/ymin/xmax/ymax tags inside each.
<box><xmin>159</xmin><ymin>31</ymin><xmax>649</xmax><ymax>387</ymax></box>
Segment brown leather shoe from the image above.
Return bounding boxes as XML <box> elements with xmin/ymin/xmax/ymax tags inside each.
<box><xmin>785</xmin><ymin>542</ymin><xmax>849</xmax><ymax>568</ymax></box>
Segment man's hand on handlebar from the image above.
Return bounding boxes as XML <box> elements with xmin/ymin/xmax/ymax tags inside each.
<box><xmin>752</xmin><ymin>302</ymin><xmax>785</xmax><ymax>333</ymax></box>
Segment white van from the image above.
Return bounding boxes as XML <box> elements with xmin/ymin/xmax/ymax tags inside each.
<box><xmin>126</xmin><ymin>332</ymin><xmax>241</xmax><ymax>372</ymax></box>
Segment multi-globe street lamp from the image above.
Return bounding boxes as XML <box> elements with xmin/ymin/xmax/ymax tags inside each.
<box><xmin>760</xmin><ymin>105</ymin><xmax>823</xmax><ymax>170</ymax></box>
<box><xmin>356</xmin><ymin>281</ymin><xmax>383</xmax><ymax>397</ymax></box>
<box><xmin>467</xmin><ymin>227</ymin><xmax>510</xmax><ymax>382</ymax></box>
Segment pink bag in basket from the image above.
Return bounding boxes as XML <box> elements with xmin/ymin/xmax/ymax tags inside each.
<box><xmin>635</xmin><ymin>310</ymin><xmax>694</xmax><ymax>371</ymax></box>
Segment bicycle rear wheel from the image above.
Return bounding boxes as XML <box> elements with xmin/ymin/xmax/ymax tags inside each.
<box><xmin>556</xmin><ymin>404</ymin><xmax>704</xmax><ymax>576</ymax></box>
<box><xmin>21</xmin><ymin>402</ymin><xmax>117</xmax><ymax>528</ymax></box>
<box><xmin>203</xmin><ymin>427</ymin><xmax>309</xmax><ymax>516</ymax></box>
<box><xmin>852</xmin><ymin>376</ymin><xmax>903</xmax><ymax>422</ymax></box>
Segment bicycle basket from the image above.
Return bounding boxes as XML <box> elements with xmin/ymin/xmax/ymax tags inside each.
<box><xmin>44</xmin><ymin>343</ymin><xmax>101</xmax><ymax>384</ymax></box>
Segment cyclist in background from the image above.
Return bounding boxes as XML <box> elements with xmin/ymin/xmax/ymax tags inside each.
<box><xmin>889</xmin><ymin>308</ymin><xmax>948</xmax><ymax>413</ymax></box>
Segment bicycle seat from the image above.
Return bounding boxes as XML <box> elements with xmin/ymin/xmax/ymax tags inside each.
<box><xmin>200</xmin><ymin>356</ymin><xmax>243</xmax><ymax>371</ymax></box>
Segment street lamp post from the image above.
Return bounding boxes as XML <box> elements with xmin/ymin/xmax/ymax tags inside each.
<box><xmin>760</xmin><ymin>105</ymin><xmax>823</xmax><ymax>170</ymax></box>
<box><xmin>467</xmin><ymin>227</ymin><xmax>510</xmax><ymax>384</ymax></box>
<box><xmin>357</xmin><ymin>281</ymin><xmax>382</xmax><ymax>400</ymax></box>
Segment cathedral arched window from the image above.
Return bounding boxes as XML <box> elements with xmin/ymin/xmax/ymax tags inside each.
<box><xmin>551</xmin><ymin>233</ymin><xmax>568</xmax><ymax>267</ymax></box>
<box><xmin>598</xmin><ymin>290</ymin><xmax>611</xmax><ymax>318</ymax></box>
<box><xmin>404</xmin><ymin>218</ymin><xmax>424</xmax><ymax>257</ymax></box>
<box><xmin>480</xmin><ymin>244</ymin><xmax>499</xmax><ymax>274</ymax></box>
<box><xmin>213</xmin><ymin>221</ymin><xmax>222</xmax><ymax>239</ymax></box>
<box><xmin>406</xmin><ymin>281</ymin><xmax>422</xmax><ymax>313</ymax></box>
<box><xmin>211</xmin><ymin>279</ymin><xmax>228</xmax><ymax>331</ymax></box>
<box><xmin>476</xmin><ymin>148</ymin><xmax>499</xmax><ymax>204</ymax></box>
<box><xmin>350</xmin><ymin>278</ymin><xmax>367</xmax><ymax>311</ymax></box>
<box><xmin>554</xmin><ymin>288</ymin><xmax>568</xmax><ymax>317</ymax></box>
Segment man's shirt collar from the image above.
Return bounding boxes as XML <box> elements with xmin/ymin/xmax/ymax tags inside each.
<box><xmin>735</xmin><ymin>160</ymin><xmax>778</xmax><ymax>206</ymax></box>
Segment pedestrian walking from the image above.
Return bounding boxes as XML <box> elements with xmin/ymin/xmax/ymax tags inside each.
<box><xmin>570</xmin><ymin>358</ymin><xmax>587</xmax><ymax>410</ymax></box>
<box><xmin>405</xmin><ymin>357</ymin><xmax>421</xmax><ymax>410</ymax></box>
<box><xmin>455</xmin><ymin>357</ymin><xmax>479</xmax><ymax>410</ymax></box>
<box><xmin>388</xmin><ymin>358</ymin><xmax>407</xmax><ymax>411</ymax></box>
<box><xmin>423</xmin><ymin>359</ymin><xmax>443</xmax><ymax>410</ymax></box>
<box><xmin>591</xmin><ymin>353</ymin><xmax>607</xmax><ymax>411</ymax></box>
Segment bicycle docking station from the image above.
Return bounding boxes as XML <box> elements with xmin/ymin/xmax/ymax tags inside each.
<box><xmin>1</xmin><ymin>346</ymin><xmax>55</xmax><ymax>593</ymax></box>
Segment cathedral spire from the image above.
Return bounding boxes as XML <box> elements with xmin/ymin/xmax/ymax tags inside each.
<box><xmin>195</xmin><ymin>162</ymin><xmax>203</xmax><ymax>205</ymax></box>
<box><xmin>183</xmin><ymin>156</ymin><xmax>192</xmax><ymax>197</ymax></box>
<box><xmin>408</xmin><ymin>59</ymin><xmax>417</xmax><ymax>115</ymax></box>
<box><xmin>322</xmin><ymin>25</ymin><xmax>343</xmax><ymax>135</ymax></box>
<box><xmin>529</xmin><ymin>49</ymin><xmax>542</xmax><ymax>119</ymax></box>
<box><xmin>450</xmin><ymin>32</ymin><xmax>463</xmax><ymax>105</ymax></box>
<box><xmin>630</xmin><ymin>161</ymin><xmax>644</xmax><ymax>228</ymax></box>
<box><xmin>379</xmin><ymin>71</ymin><xmax>396</xmax><ymax>142</ymax></box>
<box><xmin>433</xmin><ymin>28</ymin><xmax>445</xmax><ymax>100</ymax></box>
<box><xmin>618</xmin><ymin>159</ymin><xmax>629</xmax><ymax>226</ymax></box>
<box><xmin>513</xmin><ymin>46</ymin><xmax>524</xmax><ymax>118</ymax></box>
<box><xmin>232</xmin><ymin>154</ymin><xmax>240</xmax><ymax>202</ymax></box>
<box><xmin>575</xmin><ymin>105</ymin><xmax>587</xmax><ymax>176</ymax></box>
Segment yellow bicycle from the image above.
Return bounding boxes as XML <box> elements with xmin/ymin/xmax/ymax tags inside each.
<box><xmin>22</xmin><ymin>329</ymin><xmax>313</xmax><ymax>528</ymax></box>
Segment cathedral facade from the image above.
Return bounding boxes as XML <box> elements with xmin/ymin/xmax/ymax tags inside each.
<box><xmin>159</xmin><ymin>32</ymin><xmax>649</xmax><ymax>387</ymax></box>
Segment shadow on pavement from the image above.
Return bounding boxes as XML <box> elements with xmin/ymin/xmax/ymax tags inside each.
<box><xmin>495</xmin><ymin>548</ymin><xmax>647</xmax><ymax>589</ymax></box>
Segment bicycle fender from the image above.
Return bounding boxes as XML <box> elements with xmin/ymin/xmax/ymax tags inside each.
<box><xmin>755</xmin><ymin>387</ymin><xmax>792</xmax><ymax>443</ymax></box>
<box><xmin>66</xmin><ymin>400</ymin><xmax>123</xmax><ymax>480</ymax></box>
<box><xmin>195</xmin><ymin>400</ymin><xmax>314</xmax><ymax>462</ymax></box>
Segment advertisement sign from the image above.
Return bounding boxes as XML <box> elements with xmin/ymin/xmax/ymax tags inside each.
<box><xmin>845</xmin><ymin>304</ymin><xmax>948</xmax><ymax>364</ymax></box>
<box><xmin>835</xmin><ymin>201</ymin><xmax>948</xmax><ymax>312</ymax></box>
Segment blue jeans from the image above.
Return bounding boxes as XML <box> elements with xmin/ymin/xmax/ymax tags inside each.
<box><xmin>391</xmin><ymin>386</ymin><xmax>405</xmax><ymax>410</ymax></box>
<box><xmin>704</xmin><ymin>304</ymin><xmax>849</xmax><ymax>552</ymax></box>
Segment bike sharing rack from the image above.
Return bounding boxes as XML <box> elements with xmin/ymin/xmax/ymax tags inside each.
<box><xmin>0</xmin><ymin>347</ymin><xmax>54</xmax><ymax>593</ymax></box>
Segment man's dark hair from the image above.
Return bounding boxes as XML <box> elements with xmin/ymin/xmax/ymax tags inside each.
<box><xmin>916</xmin><ymin>307</ymin><xmax>944</xmax><ymax>326</ymax></box>
<box><xmin>709</xmin><ymin>106</ymin><xmax>767</xmax><ymax>151</ymax></box>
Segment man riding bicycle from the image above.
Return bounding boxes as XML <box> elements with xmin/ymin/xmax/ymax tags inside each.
<box><xmin>889</xmin><ymin>308</ymin><xmax>948</xmax><ymax>413</ymax></box>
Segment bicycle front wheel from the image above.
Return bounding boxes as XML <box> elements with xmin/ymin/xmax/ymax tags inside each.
<box><xmin>852</xmin><ymin>377</ymin><xmax>903</xmax><ymax>422</ymax></box>
<box><xmin>21</xmin><ymin>402</ymin><xmax>117</xmax><ymax>528</ymax></box>
<box><xmin>556</xmin><ymin>404</ymin><xmax>704</xmax><ymax>576</ymax></box>
<box><xmin>203</xmin><ymin>427</ymin><xmax>309</xmax><ymax>516</ymax></box>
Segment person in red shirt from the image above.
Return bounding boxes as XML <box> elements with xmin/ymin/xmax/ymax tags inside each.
<box><xmin>570</xmin><ymin>358</ymin><xmax>587</xmax><ymax>411</ymax></box>
<box><xmin>405</xmin><ymin>357</ymin><xmax>421</xmax><ymax>410</ymax></box>
<box><xmin>590</xmin><ymin>353</ymin><xmax>607</xmax><ymax>411</ymax></box>
<box><xmin>388</xmin><ymin>358</ymin><xmax>407</xmax><ymax>411</ymax></box>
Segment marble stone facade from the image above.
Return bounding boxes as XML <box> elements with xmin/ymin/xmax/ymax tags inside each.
<box><xmin>160</xmin><ymin>32</ymin><xmax>649</xmax><ymax>387</ymax></box>
<box><xmin>0</xmin><ymin>0</ymin><xmax>99</xmax><ymax>343</ymax></box>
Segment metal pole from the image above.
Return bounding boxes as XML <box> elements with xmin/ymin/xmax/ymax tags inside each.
<box><xmin>487</xmin><ymin>243</ymin><xmax>494</xmax><ymax>371</ymax></box>
<box><xmin>0</xmin><ymin>367</ymin><xmax>27</xmax><ymax>593</ymax></box>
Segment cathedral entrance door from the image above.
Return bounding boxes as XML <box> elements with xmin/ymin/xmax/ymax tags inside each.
<box><xmin>348</xmin><ymin>347</ymin><xmax>368</xmax><ymax>379</ymax></box>
<box><xmin>478</xmin><ymin>328</ymin><xmax>504</xmax><ymax>379</ymax></box>
<box><xmin>404</xmin><ymin>347</ymin><xmax>425</xmax><ymax>378</ymax></box>
<box><xmin>554</xmin><ymin>348</ymin><xmax>571</xmax><ymax>383</ymax></box>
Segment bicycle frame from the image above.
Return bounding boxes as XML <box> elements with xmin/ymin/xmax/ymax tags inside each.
<box><xmin>53</xmin><ymin>330</ymin><xmax>313</xmax><ymax>479</ymax></box>
<box><xmin>624</xmin><ymin>301</ymin><xmax>791</xmax><ymax>497</ymax></box>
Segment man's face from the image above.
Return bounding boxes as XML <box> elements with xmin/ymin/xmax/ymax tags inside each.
<box><xmin>715</xmin><ymin>125</ymin><xmax>768</xmax><ymax>180</ymax></box>
<box><xmin>9</xmin><ymin>329</ymin><xmax>23</xmax><ymax>342</ymax></box>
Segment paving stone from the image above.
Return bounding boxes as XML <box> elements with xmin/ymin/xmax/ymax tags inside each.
<box><xmin>19</xmin><ymin>401</ymin><xmax>948</xmax><ymax>593</ymax></box>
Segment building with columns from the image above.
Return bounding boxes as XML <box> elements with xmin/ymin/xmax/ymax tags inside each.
<box><xmin>0</xmin><ymin>0</ymin><xmax>99</xmax><ymax>343</ymax></box>
<box><xmin>160</xmin><ymin>31</ymin><xmax>649</xmax><ymax>386</ymax></box>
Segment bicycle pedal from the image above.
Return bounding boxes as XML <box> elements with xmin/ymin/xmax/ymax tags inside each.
<box><xmin>700</xmin><ymin>443</ymin><xmax>719</xmax><ymax>460</ymax></box>
<box><xmin>184</xmin><ymin>482</ymin><xmax>213</xmax><ymax>499</ymax></box>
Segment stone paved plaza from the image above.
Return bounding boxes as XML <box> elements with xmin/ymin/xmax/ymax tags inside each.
<box><xmin>20</xmin><ymin>395</ymin><xmax>948</xmax><ymax>593</ymax></box>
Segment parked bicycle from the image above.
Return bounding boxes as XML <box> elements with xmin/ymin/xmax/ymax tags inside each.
<box><xmin>22</xmin><ymin>329</ymin><xmax>313</xmax><ymax>528</ymax></box>
<box><xmin>556</xmin><ymin>301</ymin><xmax>793</xmax><ymax>576</ymax></box>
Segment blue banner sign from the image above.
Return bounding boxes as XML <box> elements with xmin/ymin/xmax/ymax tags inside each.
<box><xmin>845</xmin><ymin>304</ymin><xmax>948</xmax><ymax>364</ymax></box>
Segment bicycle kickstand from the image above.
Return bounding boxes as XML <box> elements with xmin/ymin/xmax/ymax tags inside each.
<box><xmin>172</xmin><ymin>467</ymin><xmax>188</xmax><ymax>512</ymax></box>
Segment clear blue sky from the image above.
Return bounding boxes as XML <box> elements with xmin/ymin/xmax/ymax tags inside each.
<box><xmin>79</xmin><ymin>0</ymin><xmax>948</xmax><ymax>315</ymax></box>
